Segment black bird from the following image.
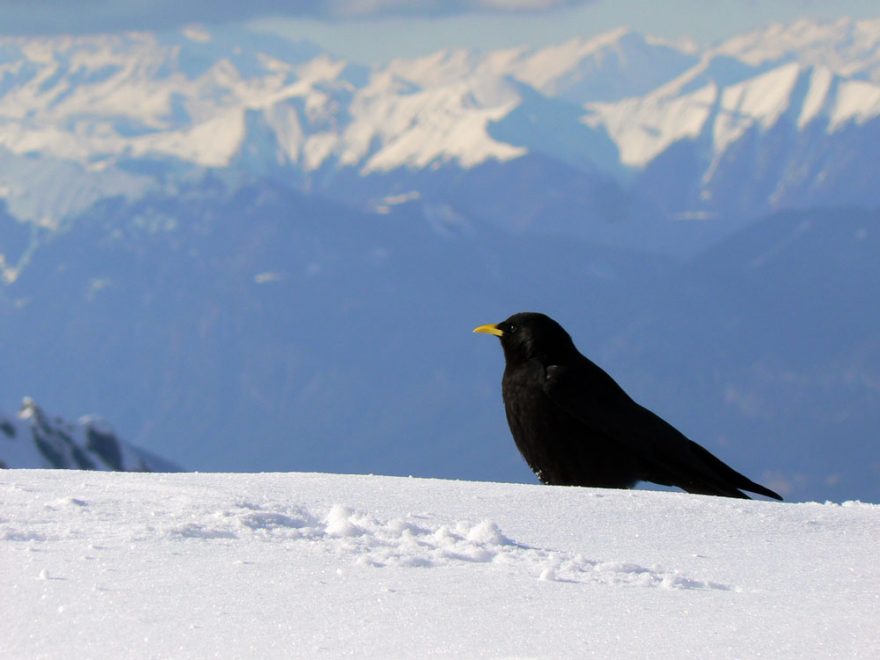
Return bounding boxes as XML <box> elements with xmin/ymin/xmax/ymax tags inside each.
<box><xmin>474</xmin><ymin>312</ymin><xmax>782</xmax><ymax>500</ymax></box>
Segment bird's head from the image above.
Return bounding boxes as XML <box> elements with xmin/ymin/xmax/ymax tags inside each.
<box><xmin>473</xmin><ymin>312</ymin><xmax>579</xmax><ymax>366</ymax></box>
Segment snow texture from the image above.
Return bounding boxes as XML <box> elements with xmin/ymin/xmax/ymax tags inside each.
<box><xmin>1</xmin><ymin>470</ymin><xmax>878</xmax><ymax>658</ymax></box>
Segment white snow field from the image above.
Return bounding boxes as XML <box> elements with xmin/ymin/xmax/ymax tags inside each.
<box><xmin>1</xmin><ymin>470</ymin><xmax>878</xmax><ymax>658</ymax></box>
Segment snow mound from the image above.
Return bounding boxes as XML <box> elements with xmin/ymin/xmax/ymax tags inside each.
<box><xmin>136</xmin><ymin>497</ymin><xmax>727</xmax><ymax>589</ymax></box>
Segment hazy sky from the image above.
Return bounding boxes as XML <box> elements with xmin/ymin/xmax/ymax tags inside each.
<box><xmin>0</xmin><ymin>1</ymin><xmax>877</xmax><ymax>62</ymax></box>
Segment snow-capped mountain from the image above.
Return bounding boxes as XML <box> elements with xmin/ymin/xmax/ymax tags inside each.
<box><xmin>0</xmin><ymin>398</ymin><xmax>178</xmax><ymax>471</ymax></box>
<box><xmin>0</xmin><ymin>18</ymin><xmax>879</xmax><ymax>254</ymax></box>
<box><xmin>385</xmin><ymin>28</ymin><xmax>699</xmax><ymax>105</ymax></box>
<box><xmin>716</xmin><ymin>17</ymin><xmax>880</xmax><ymax>81</ymax></box>
<box><xmin>588</xmin><ymin>60</ymin><xmax>880</xmax><ymax>218</ymax></box>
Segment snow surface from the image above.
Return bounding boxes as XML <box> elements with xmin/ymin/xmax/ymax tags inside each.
<box><xmin>2</xmin><ymin>470</ymin><xmax>878</xmax><ymax>658</ymax></box>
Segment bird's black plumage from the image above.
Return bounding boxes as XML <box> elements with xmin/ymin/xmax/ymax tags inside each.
<box><xmin>474</xmin><ymin>312</ymin><xmax>782</xmax><ymax>500</ymax></box>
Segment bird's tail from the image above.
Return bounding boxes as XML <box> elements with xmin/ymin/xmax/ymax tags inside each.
<box><xmin>685</xmin><ymin>440</ymin><xmax>783</xmax><ymax>501</ymax></box>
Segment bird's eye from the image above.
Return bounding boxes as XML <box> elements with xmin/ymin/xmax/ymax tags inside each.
<box><xmin>508</xmin><ymin>324</ymin><xmax>518</xmax><ymax>334</ymax></box>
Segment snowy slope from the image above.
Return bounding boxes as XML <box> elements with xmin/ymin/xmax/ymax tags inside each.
<box><xmin>0</xmin><ymin>399</ymin><xmax>178</xmax><ymax>471</ymax></box>
<box><xmin>515</xmin><ymin>29</ymin><xmax>699</xmax><ymax>102</ymax></box>
<box><xmin>717</xmin><ymin>17</ymin><xmax>880</xmax><ymax>82</ymax></box>
<box><xmin>1</xmin><ymin>470</ymin><xmax>878</xmax><ymax>658</ymax></box>
<box><xmin>585</xmin><ymin>60</ymin><xmax>880</xmax><ymax>166</ymax></box>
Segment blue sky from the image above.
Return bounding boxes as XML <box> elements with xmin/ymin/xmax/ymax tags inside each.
<box><xmin>0</xmin><ymin>1</ymin><xmax>876</xmax><ymax>62</ymax></box>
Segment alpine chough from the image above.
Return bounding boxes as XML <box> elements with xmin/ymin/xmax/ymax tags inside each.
<box><xmin>474</xmin><ymin>312</ymin><xmax>782</xmax><ymax>500</ymax></box>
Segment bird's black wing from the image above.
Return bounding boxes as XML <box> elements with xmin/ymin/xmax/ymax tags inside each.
<box><xmin>542</xmin><ymin>363</ymin><xmax>782</xmax><ymax>500</ymax></box>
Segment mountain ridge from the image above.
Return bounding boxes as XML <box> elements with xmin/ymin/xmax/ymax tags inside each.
<box><xmin>2</xmin><ymin>180</ymin><xmax>876</xmax><ymax>501</ymax></box>
<box><xmin>0</xmin><ymin>18</ymin><xmax>879</xmax><ymax>249</ymax></box>
<box><xmin>0</xmin><ymin>398</ymin><xmax>179</xmax><ymax>471</ymax></box>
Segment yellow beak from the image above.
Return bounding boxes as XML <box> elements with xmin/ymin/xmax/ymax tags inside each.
<box><xmin>473</xmin><ymin>323</ymin><xmax>504</xmax><ymax>337</ymax></box>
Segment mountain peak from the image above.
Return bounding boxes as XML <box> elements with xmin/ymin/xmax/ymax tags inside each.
<box><xmin>716</xmin><ymin>16</ymin><xmax>880</xmax><ymax>82</ymax></box>
<box><xmin>1</xmin><ymin>398</ymin><xmax>179</xmax><ymax>471</ymax></box>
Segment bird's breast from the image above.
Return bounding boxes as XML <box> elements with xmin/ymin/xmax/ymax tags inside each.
<box><xmin>501</xmin><ymin>363</ymin><xmax>572</xmax><ymax>478</ymax></box>
<box><xmin>501</xmin><ymin>361</ymin><xmax>639</xmax><ymax>489</ymax></box>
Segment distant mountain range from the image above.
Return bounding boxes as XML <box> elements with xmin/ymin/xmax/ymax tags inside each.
<box><xmin>0</xmin><ymin>18</ymin><xmax>879</xmax><ymax>254</ymax></box>
<box><xmin>0</xmin><ymin>18</ymin><xmax>878</xmax><ymax>501</ymax></box>
<box><xmin>1</xmin><ymin>398</ymin><xmax>178</xmax><ymax>471</ymax></box>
